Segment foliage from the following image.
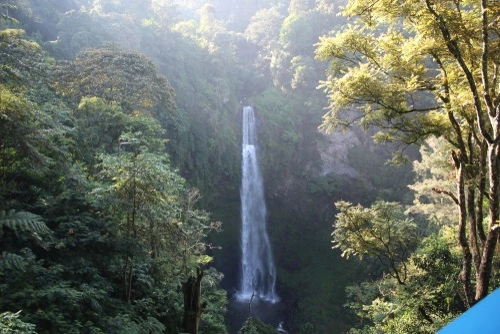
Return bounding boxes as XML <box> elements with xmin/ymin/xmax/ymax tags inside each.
<box><xmin>197</xmin><ymin>268</ymin><xmax>228</xmax><ymax>334</ymax></box>
<box><xmin>333</xmin><ymin>201</ymin><xmax>419</xmax><ymax>284</ymax></box>
<box><xmin>407</xmin><ymin>137</ymin><xmax>456</xmax><ymax>226</ymax></box>
<box><xmin>49</xmin><ymin>8</ymin><xmax>108</xmax><ymax>59</ymax></box>
<box><xmin>0</xmin><ymin>16</ymin><xmax>228</xmax><ymax>334</ymax></box>
<box><xmin>0</xmin><ymin>209</ymin><xmax>49</xmax><ymax>236</ymax></box>
<box><xmin>0</xmin><ymin>311</ymin><xmax>36</xmax><ymax>333</ymax></box>
<box><xmin>237</xmin><ymin>317</ymin><xmax>279</xmax><ymax>334</ymax></box>
<box><xmin>0</xmin><ymin>29</ymin><xmax>48</xmax><ymax>87</ymax></box>
<box><xmin>317</xmin><ymin>0</ymin><xmax>500</xmax><ymax>309</ymax></box>
<box><xmin>54</xmin><ymin>47</ymin><xmax>176</xmax><ymax>125</ymax></box>
<box><xmin>345</xmin><ymin>233</ymin><xmax>465</xmax><ymax>333</ymax></box>
<box><xmin>238</xmin><ymin>318</ymin><xmax>259</xmax><ymax>334</ymax></box>
<box><xmin>245</xmin><ymin>7</ymin><xmax>284</xmax><ymax>51</ymax></box>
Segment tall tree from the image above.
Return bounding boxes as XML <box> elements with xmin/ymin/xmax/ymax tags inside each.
<box><xmin>54</xmin><ymin>47</ymin><xmax>176</xmax><ymax>127</ymax></box>
<box><xmin>317</xmin><ymin>0</ymin><xmax>500</xmax><ymax>304</ymax></box>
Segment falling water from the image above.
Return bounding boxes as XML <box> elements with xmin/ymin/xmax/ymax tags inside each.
<box><xmin>237</xmin><ymin>106</ymin><xmax>278</xmax><ymax>303</ymax></box>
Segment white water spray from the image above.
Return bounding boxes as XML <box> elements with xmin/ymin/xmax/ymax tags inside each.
<box><xmin>237</xmin><ymin>106</ymin><xmax>278</xmax><ymax>303</ymax></box>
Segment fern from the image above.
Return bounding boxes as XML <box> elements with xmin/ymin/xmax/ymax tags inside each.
<box><xmin>0</xmin><ymin>209</ymin><xmax>49</xmax><ymax>235</ymax></box>
<box><xmin>0</xmin><ymin>251</ymin><xmax>28</xmax><ymax>271</ymax></box>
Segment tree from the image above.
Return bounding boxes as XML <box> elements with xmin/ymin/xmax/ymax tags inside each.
<box><xmin>288</xmin><ymin>0</ymin><xmax>314</xmax><ymax>14</ymax></box>
<box><xmin>95</xmin><ymin>148</ymin><xmax>185</xmax><ymax>302</ymax></box>
<box><xmin>237</xmin><ymin>317</ymin><xmax>280</xmax><ymax>334</ymax></box>
<box><xmin>344</xmin><ymin>233</ymin><xmax>465</xmax><ymax>333</ymax></box>
<box><xmin>0</xmin><ymin>28</ymin><xmax>72</xmax><ymax>210</ymax></box>
<box><xmin>407</xmin><ymin>137</ymin><xmax>456</xmax><ymax>226</ymax></box>
<box><xmin>317</xmin><ymin>0</ymin><xmax>500</xmax><ymax>305</ymax></box>
<box><xmin>245</xmin><ymin>7</ymin><xmax>284</xmax><ymax>51</ymax></box>
<box><xmin>197</xmin><ymin>3</ymin><xmax>224</xmax><ymax>37</ymax></box>
<box><xmin>54</xmin><ymin>47</ymin><xmax>176</xmax><ymax>127</ymax></box>
<box><xmin>177</xmin><ymin>189</ymin><xmax>222</xmax><ymax>334</ymax></box>
<box><xmin>333</xmin><ymin>201</ymin><xmax>419</xmax><ymax>284</ymax></box>
<box><xmin>51</xmin><ymin>9</ymin><xmax>109</xmax><ymax>59</ymax></box>
<box><xmin>0</xmin><ymin>29</ymin><xmax>48</xmax><ymax>87</ymax></box>
<box><xmin>150</xmin><ymin>0</ymin><xmax>181</xmax><ymax>28</ymax></box>
<box><xmin>182</xmin><ymin>267</ymin><xmax>205</xmax><ymax>334</ymax></box>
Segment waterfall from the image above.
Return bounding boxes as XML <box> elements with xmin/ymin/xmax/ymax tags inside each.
<box><xmin>237</xmin><ymin>106</ymin><xmax>278</xmax><ymax>303</ymax></box>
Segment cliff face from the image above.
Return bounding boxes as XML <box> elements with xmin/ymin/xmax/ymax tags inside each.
<box><xmin>317</xmin><ymin>130</ymin><xmax>360</xmax><ymax>178</ymax></box>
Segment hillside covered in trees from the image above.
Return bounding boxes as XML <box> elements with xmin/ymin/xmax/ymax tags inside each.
<box><xmin>1</xmin><ymin>0</ymin><xmax>499</xmax><ymax>333</ymax></box>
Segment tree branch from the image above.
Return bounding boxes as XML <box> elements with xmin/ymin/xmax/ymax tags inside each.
<box><xmin>432</xmin><ymin>187</ymin><xmax>459</xmax><ymax>205</ymax></box>
<box><xmin>425</xmin><ymin>0</ymin><xmax>494</xmax><ymax>144</ymax></box>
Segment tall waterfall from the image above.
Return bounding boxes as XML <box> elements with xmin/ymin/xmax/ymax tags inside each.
<box><xmin>238</xmin><ymin>106</ymin><xmax>278</xmax><ymax>303</ymax></box>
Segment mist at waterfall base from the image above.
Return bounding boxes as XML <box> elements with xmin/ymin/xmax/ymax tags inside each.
<box><xmin>226</xmin><ymin>106</ymin><xmax>286</xmax><ymax>333</ymax></box>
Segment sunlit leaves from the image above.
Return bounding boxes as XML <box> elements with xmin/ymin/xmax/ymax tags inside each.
<box><xmin>333</xmin><ymin>201</ymin><xmax>419</xmax><ymax>283</ymax></box>
<box><xmin>316</xmin><ymin>23</ymin><xmax>451</xmax><ymax>148</ymax></box>
<box><xmin>0</xmin><ymin>85</ymin><xmax>51</xmax><ymax>184</ymax></box>
<box><xmin>0</xmin><ymin>29</ymin><xmax>47</xmax><ymax>89</ymax></box>
<box><xmin>280</xmin><ymin>13</ymin><xmax>314</xmax><ymax>54</ymax></box>
<box><xmin>314</xmin><ymin>1</ymin><xmax>499</xmax><ymax>163</ymax></box>
<box><xmin>345</xmin><ymin>233</ymin><xmax>463</xmax><ymax>333</ymax></box>
<box><xmin>407</xmin><ymin>137</ymin><xmax>457</xmax><ymax>226</ymax></box>
<box><xmin>54</xmin><ymin>47</ymin><xmax>176</xmax><ymax>122</ymax></box>
<box><xmin>244</xmin><ymin>7</ymin><xmax>284</xmax><ymax>50</ymax></box>
<box><xmin>0</xmin><ymin>311</ymin><xmax>36</xmax><ymax>333</ymax></box>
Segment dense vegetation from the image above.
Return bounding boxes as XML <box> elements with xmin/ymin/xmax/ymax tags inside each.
<box><xmin>317</xmin><ymin>0</ymin><xmax>500</xmax><ymax>332</ymax></box>
<box><xmin>0</xmin><ymin>0</ymin><xmax>499</xmax><ymax>333</ymax></box>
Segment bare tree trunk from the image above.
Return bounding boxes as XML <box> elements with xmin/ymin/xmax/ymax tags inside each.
<box><xmin>476</xmin><ymin>144</ymin><xmax>500</xmax><ymax>300</ymax></box>
<box><xmin>453</xmin><ymin>151</ymin><xmax>474</xmax><ymax>307</ymax></box>
<box><xmin>183</xmin><ymin>268</ymin><xmax>206</xmax><ymax>334</ymax></box>
<box><xmin>467</xmin><ymin>187</ymin><xmax>482</xmax><ymax>274</ymax></box>
<box><xmin>476</xmin><ymin>140</ymin><xmax>488</xmax><ymax>245</ymax></box>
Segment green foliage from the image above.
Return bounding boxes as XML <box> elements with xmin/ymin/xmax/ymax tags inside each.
<box><xmin>0</xmin><ymin>3</ymin><xmax>18</xmax><ymax>23</ymax></box>
<box><xmin>280</xmin><ymin>13</ymin><xmax>314</xmax><ymax>54</ymax></box>
<box><xmin>0</xmin><ymin>7</ymin><xmax>229</xmax><ymax>332</ymax></box>
<box><xmin>48</xmin><ymin>9</ymin><xmax>108</xmax><ymax>59</ymax></box>
<box><xmin>237</xmin><ymin>317</ymin><xmax>279</xmax><ymax>334</ymax></box>
<box><xmin>238</xmin><ymin>318</ymin><xmax>259</xmax><ymax>334</ymax></box>
<box><xmin>333</xmin><ymin>201</ymin><xmax>419</xmax><ymax>284</ymax></box>
<box><xmin>254</xmin><ymin>88</ymin><xmax>323</xmax><ymax>187</ymax></box>
<box><xmin>0</xmin><ymin>252</ymin><xmax>28</xmax><ymax>271</ymax></box>
<box><xmin>198</xmin><ymin>268</ymin><xmax>228</xmax><ymax>334</ymax></box>
<box><xmin>54</xmin><ymin>47</ymin><xmax>176</xmax><ymax>123</ymax></box>
<box><xmin>407</xmin><ymin>137</ymin><xmax>456</xmax><ymax>226</ymax></box>
<box><xmin>345</xmin><ymin>233</ymin><xmax>464</xmax><ymax>333</ymax></box>
<box><xmin>0</xmin><ymin>311</ymin><xmax>36</xmax><ymax>333</ymax></box>
<box><xmin>105</xmin><ymin>314</ymin><xmax>166</xmax><ymax>334</ymax></box>
<box><xmin>319</xmin><ymin>0</ymin><xmax>500</xmax><ymax>327</ymax></box>
<box><xmin>0</xmin><ymin>29</ymin><xmax>48</xmax><ymax>87</ymax></box>
<box><xmin>0</xmin><ymin>210</ymin><xmax>48</xmax><ymax>235</ymax></box>
<box><xmin>297</xmin><ymin>322</ymin><xmax>319</xmax><ymax>334</ymax></box>
<box><xmin>315</xmin><ymin>22</ymin><xmax>450</xmax><ymax>154</ymax></box>
<box><xmin>245</xmin><ymin>7</ymin><xmax>284</xmax><ymax>50</ymax></box>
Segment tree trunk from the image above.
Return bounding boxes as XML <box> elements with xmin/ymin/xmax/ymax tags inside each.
<box><xmin>183</xmin><ymin>268</ymin><xmax>205</xmax><ymax>334</ymax></box>
<box><xmin>453</xmin><ymin>151</ymin><xmax>474</xmax><ymax>307</ymax></box>
<box><xmin>475</xmin><ymin>144</ymin><xmax>500</xmax><ymax>300</ymax></box>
